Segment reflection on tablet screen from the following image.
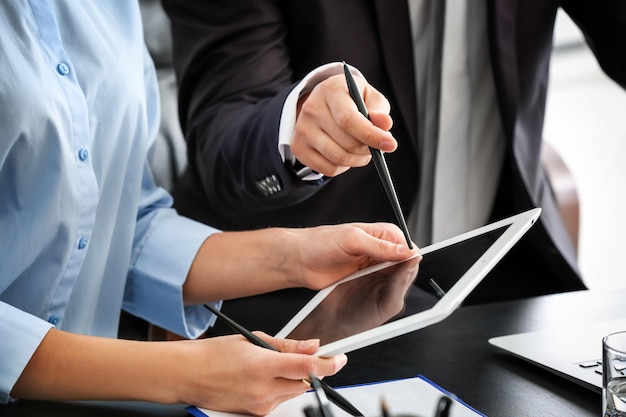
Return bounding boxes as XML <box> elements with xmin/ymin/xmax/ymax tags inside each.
<box><xmin>285</xmin><ymin>225</ymin><xmax>507</xmax><ymax>346</ymax></box>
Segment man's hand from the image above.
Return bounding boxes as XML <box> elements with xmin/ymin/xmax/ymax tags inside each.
<box><xmin>291</xmin><ymin>73</ymin><xmax>396</xmax><ymax>177</ymax></box>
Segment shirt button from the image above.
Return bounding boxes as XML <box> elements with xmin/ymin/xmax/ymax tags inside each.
<box><xmin>78</xmin><ymin>236</ymin><xmax>89</xmax><ymax>250</ymax></box>
<box><xmin>48</xmin><ymin>315</ymin><xmax>59</xmax><ymax>325</ymax></box>
<box><xmin>57</xmin><ymin>62</ymin><xmax>70</xmax><ymax>76</ymax></box>
<box><xmin>78</xmin><ymin>148</ymin><xmax>89</xmax><ymax>161</ymax></box>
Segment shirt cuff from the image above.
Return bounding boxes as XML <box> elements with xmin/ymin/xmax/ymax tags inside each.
<box><xmin>0</xmin><ymin>302</ymin><xmax>53</xmax><ymax>403</ymax></box>
<box><xmin>128</xmin><ymin>215</ymin><xmax>221</xmax><ymax>339</ymax></box>
<box><xmin>278</xmin><ymin>62</ymin><xmax>365</xmax><ymax>182</ymax></box>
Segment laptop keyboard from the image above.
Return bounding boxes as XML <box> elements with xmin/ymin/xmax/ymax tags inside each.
<box><xmin>578</xmin><ymin>359</ymin><xmax>603</xmax><ymax>376</ymax></box>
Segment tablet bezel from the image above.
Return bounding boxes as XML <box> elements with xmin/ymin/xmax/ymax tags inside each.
<box><xmin>275</xmin><ymin>208</ymin><xmax>541</xmax><ymax>357</ymax></box>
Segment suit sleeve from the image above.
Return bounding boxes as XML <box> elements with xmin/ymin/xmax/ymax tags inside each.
<box><xmin>162</xmin><ymin>0</ymin><xmax>327</xmax><ymax>222</ymax></box>
<box><xmin>563</xmin><ymin>0</ymin><xmax>626</xmax><ymax>89</ymax></box>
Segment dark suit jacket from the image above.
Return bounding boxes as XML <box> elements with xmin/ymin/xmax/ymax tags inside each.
<box><xmin>163</xmin><ymin>0</ymin><xmax>625</xmax><ymax>301</ymax></box>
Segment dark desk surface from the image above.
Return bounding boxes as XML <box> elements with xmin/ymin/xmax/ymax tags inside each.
<box><xmin>2</xmin><ymin>288</ymin><xmax>624</xmax><ymax>417</ymax></box>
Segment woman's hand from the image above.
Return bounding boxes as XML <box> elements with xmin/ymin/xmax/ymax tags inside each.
<box><xmin>184</xmin><ymin>222</ymin><xmax>418</xmax><ymax>303</ymax></box>
<box><xmin>290</xmin><ymin>222</ymin><xmax>419</xmax><ymax>290</ymax></box>
<box><xmin>177</xmin><ymin>333</ymin><xmax>347</xmax><ymax>415</ymax></box>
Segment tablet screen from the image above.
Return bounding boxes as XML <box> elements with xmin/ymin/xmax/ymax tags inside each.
<box><xmin>283</xmin><ymin>225</ymin><xmax>508</xmax><ymax>345</ymax></box>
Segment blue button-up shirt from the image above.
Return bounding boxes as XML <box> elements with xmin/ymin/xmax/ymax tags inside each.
<box><xmin>0</xmin><ymin>1</ymin><xmax>219</xmax><ymax>401</ymax></box>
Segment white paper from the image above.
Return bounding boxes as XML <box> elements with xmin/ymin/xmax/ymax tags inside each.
<box><xmin>189</xmin><ymin>375</ymin><xmax>485</xmax><ymax>417</ymax></box>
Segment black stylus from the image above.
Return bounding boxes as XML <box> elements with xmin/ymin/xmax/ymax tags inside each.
<box><xmin>434</xmin><ymin>396</ymin><xmax>452</xmax><ymax>417</ymax></box>
<box><xmin>343</xmin><ymin>62</ymin><xmax>413</xmax><ymax>249</ymax></box>
<box><xmin>310</xmin><ymin>374</ymin><xmax>335</xmax><ymax>417</ymax></box>
<box><xmin>203</xmin><ymin>303</ymin><xmax>364</xmax><ymax>416</ymax></box>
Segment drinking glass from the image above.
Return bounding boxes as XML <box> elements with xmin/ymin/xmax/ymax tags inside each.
<box><xmin>603</xmin><ymin>331</ymin><xmax>626</xmax><ymax>416</ymax></box>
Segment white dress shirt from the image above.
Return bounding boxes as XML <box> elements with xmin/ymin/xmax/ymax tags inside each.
<box><xmin>408</xmin><ymin>0</ymin><xmax>505</xmax><ymax>243</ymax></box>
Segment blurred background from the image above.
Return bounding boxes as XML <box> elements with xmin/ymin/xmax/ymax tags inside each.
<box><xmin>545</xmin><ymin>10</ymin><xmax>626</xmax><ymax>290</ymax></box>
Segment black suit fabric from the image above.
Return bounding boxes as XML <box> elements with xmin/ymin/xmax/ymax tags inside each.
<box><xmin>162</xmin><ymin>0</ymin><xmax>626</xmax><ymax>301</ymax></box>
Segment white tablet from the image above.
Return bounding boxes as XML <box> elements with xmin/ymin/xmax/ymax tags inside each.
<box><xmin>275</xmin><ymin>208</ymin><xmax>541</xmax><ymax>357</ymax></box>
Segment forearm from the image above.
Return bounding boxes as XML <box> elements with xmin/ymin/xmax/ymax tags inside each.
<box><xmin>11</xmin><ymin>328</ymin><xmax>188</xmax><ymax>403</ymax></box>
<box><xmin>11</xmin><ymin>326</ymin><xmax>348</xmax><ymax>414</ymax></box>
<box><xmin>182</xmin><ymin>223</ymin><xmax>417</xmax><ymax>306</ymax></box>
<box><xmin>183</xmin><ymin>228</ymin><xmax>299</xmax><ymax>304</ymax></box>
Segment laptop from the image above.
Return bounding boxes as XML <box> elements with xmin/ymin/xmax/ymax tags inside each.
<box><xmin>275</xmin><ymin>208</ymin><xmax>541</xmax><ymax>357</ymax></box>
<box><xmin>488</xmin><ymin>318</ymin><xmax>626</xmax><ymax>392</ymax></box>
